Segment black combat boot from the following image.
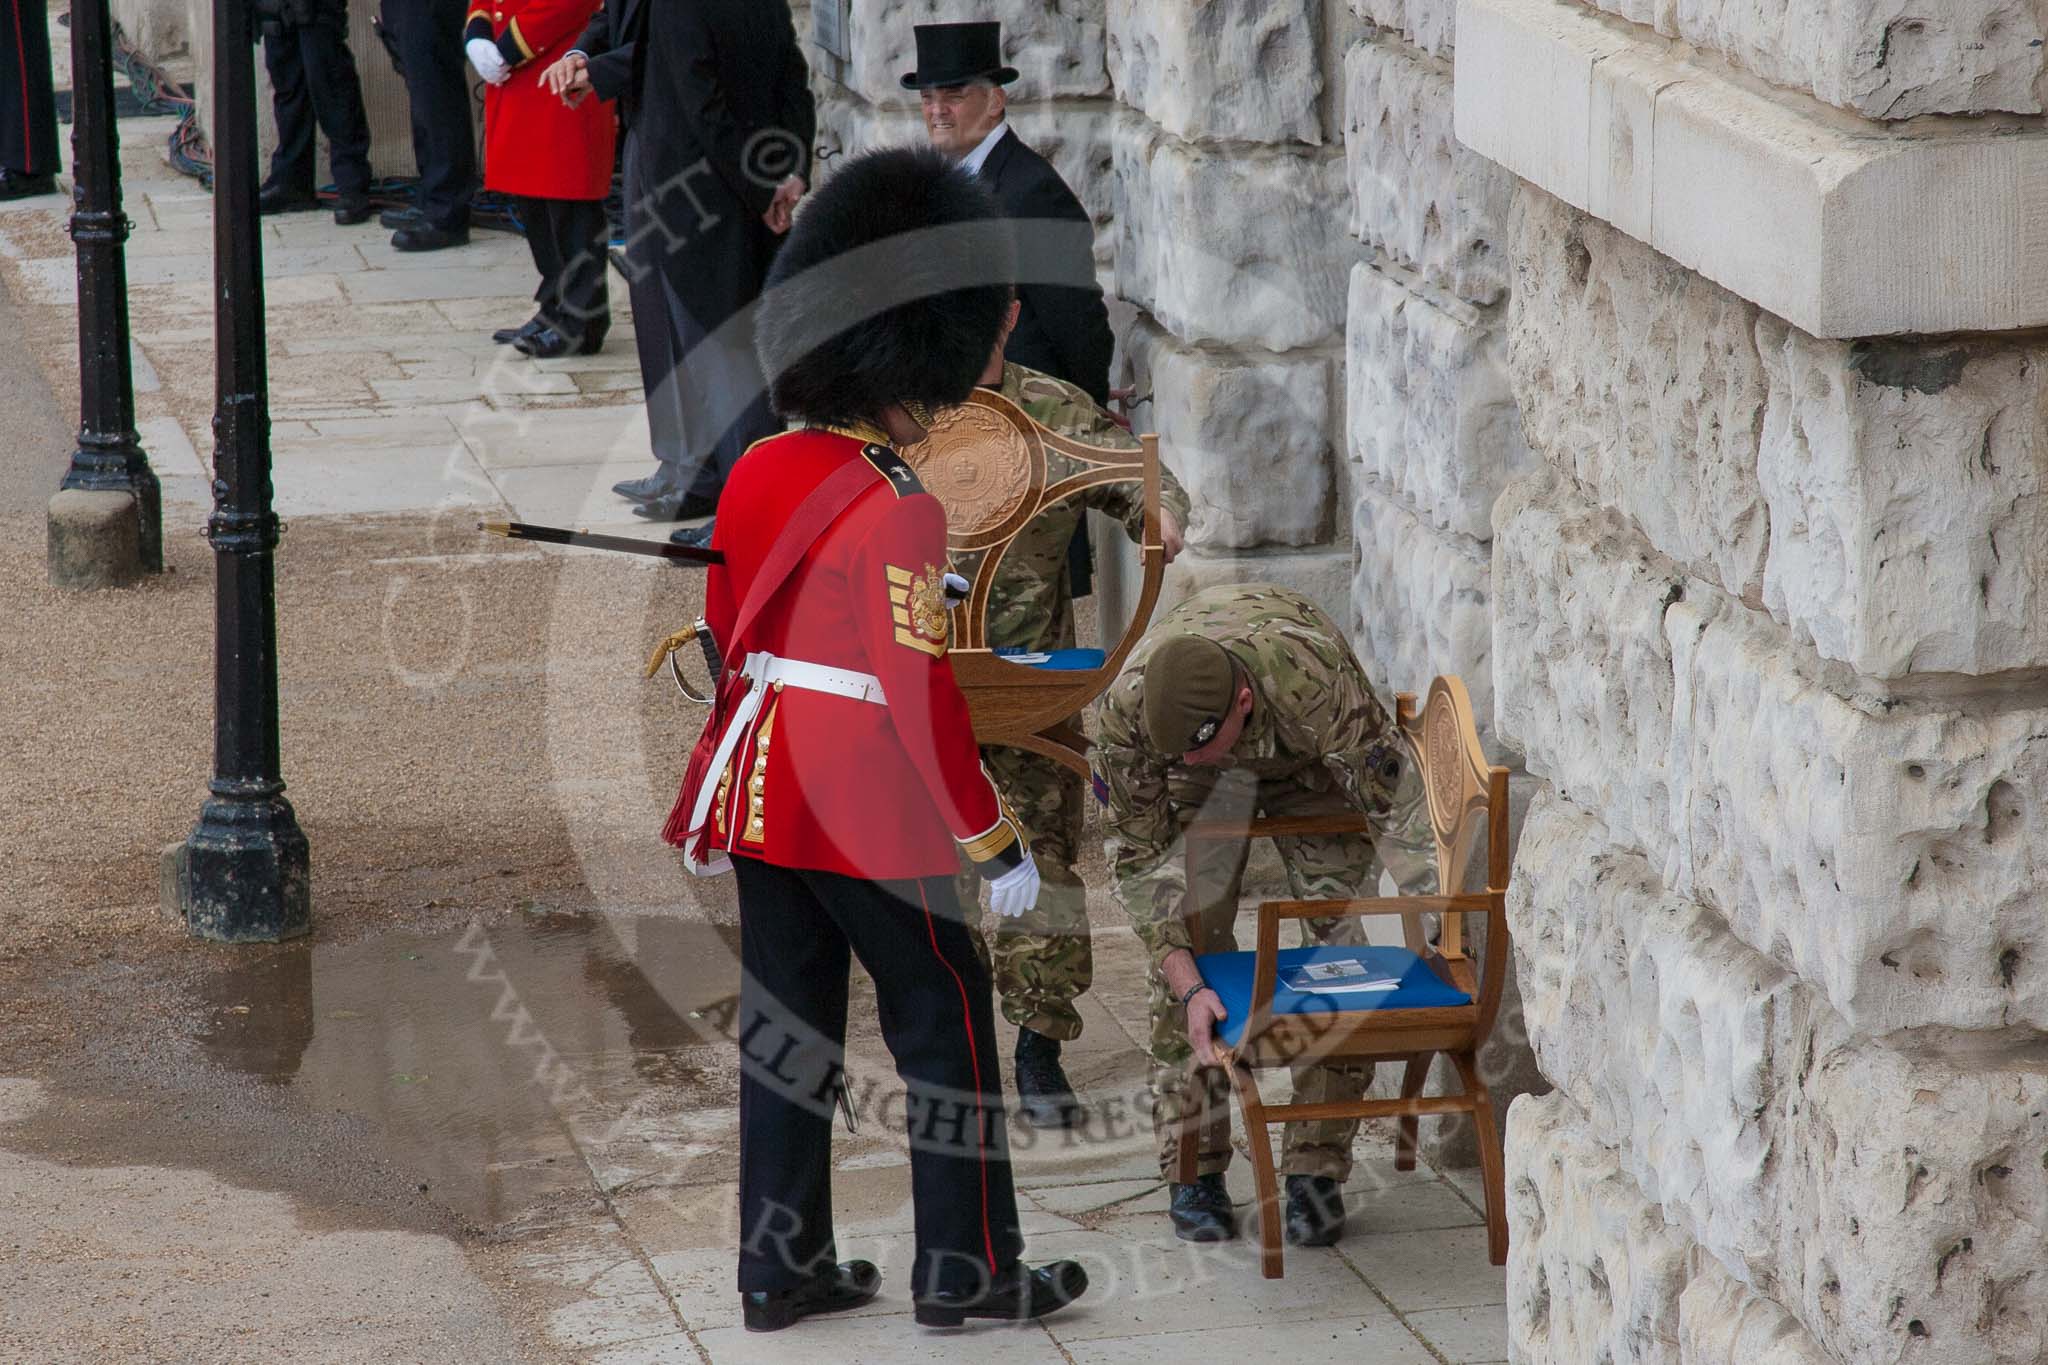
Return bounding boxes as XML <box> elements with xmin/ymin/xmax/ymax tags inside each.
<box><xmin>1168</xmin><ymin>1171</ymin><xmax>1237</xmax><ymax>1242</ymax></box>
<box><xmin>1013</xmin><ymin>1026</ymin><xmax>1080</xmax><ymax>1128</ymax></box>
<box><xmin>1283</xmin><ymin>1174</ymin><xmax>1347</xmax><ymax>1247</ymax></box>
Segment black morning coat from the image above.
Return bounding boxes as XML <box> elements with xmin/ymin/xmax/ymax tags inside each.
<box><xmin>980</xmin><ymin>127</ymin><xmax>1114</xmax><ymax>406</ymax></box>
<box><xmin>580</xmin><ymin>0</ymin><xmax>817</xmax><ymax>333</ymax></box>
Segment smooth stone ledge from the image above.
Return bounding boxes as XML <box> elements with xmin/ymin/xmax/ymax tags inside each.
<box><xmin>1454</xmin><ymin>0</ymin><xmax>2048</xmax><ymax>339</ymax></box>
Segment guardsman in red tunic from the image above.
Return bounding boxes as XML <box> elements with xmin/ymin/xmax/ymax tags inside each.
<box><xmin>665</xmin><ymin>147</ymin><xmax>1089</xmax><ymax>1332</ymax></box>
<box><xmin>0</xmin><ymin>0</ymin><xmax>58</xmax><ymax>199</ymax></box>
<box><xmin>464</xmin><ymin>0</ymin><xmax>617</xmax><ymax>356</ymax></box>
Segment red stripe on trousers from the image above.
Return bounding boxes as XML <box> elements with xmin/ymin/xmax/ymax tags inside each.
<box><xmin>917</xmin><ymin>882</ymin><xmax>998</xmax><ymax>1276</ymax></box>
<box><xmin>10</xmin><ymin>0</ymin><xmax>30</xmax><ymax>173</ymax></box>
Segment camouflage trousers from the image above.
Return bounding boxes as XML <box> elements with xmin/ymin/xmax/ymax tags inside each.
<box><xmin>956</xmin><ymin>744</ymin><xmax>1090</xmax><ymax>1041</ymax></box>
<box><xmin>1149</xmin><ymin>763</ymin><xmax>1436</xmax><ymax>1183</ymax></box>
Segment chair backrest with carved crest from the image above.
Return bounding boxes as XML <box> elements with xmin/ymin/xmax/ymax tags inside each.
<box><xmin>899</xmin><ymin>389</ymin><xmax>1166</xmax><ymax>775</ymax></box>
<box><xmin>1393</xmin><ymin>676</ymin><xmax>1510</xmax><ymax>960</ymax></box>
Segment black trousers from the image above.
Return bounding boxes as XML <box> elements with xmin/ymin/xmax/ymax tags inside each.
<box><xmin>380</xmin><ymin>0</ymin><xmax>475</xmax><ymax>229</ymax></box>
<box><xmin>520</xmin><ymin>196</ymin><xmax>609</xmax><ymax>336</ymax></box>
<box><xmin>261</xmin><ymin>0</ymin><xmax>373</xmax><ymax>199</ymax></box>
<box><xmin>0</xmin><ymin>0</ymin><xmax>58</xmax><ymax>177</ymax></box>
<box><xmin>731</xmin><ymin>857</ymin><xmax>1025</xmax><ymax>1297</ymax></box>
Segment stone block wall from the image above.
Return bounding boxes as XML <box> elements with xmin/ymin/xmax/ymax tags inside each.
<box><xmin>811</xmin><ymin>0</ymin><xmax>1546</xmax><ymax>1165</ymax></box>
<box><xmin>1461</xmin><ymin>0</ymin><xmax>2048</xmax><ymax>1359</ymax></box>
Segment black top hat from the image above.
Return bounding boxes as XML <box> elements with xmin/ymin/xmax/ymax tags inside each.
<box><xmin>900</xmin><ymin>22</ymin><xmax>1019</xmax><ymax>90</ymax></box>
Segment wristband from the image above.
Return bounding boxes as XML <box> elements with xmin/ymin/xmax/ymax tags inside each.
<box><xmin>1177</xmin><ymin>980</ymin><xmax>1208</xmax><ymax>1008</ymax></box>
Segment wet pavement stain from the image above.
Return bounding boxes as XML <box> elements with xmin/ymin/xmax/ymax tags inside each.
<box><xmin>191</xmin><ymin>912</ymin><xmax>744</xmax><ymax>1229</ymax></box>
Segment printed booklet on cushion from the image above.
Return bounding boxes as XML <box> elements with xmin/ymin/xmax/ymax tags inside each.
<box><xmin>1280</xmin><ymin>958</ymin><xmax>1404</xmax><ymax>995</ymax></box>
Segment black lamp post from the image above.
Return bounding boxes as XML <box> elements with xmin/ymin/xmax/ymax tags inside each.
<box><xmin>173</xmin><ymin>0</ymin><xmax>310</xmax><ymax>941</ymax></box>
<box><xmin>58</xmin><ymin>0</ymin><xmax>161</xmax><ymax>570</ymax></box>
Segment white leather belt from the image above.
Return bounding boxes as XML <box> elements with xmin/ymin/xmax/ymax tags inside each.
<box><xmin>741</xmin><ymin>651</ymin><xmax>888</xmax><ymax>705</ymax></box>
<box><xmin>682</xmin><ymin>652</ymin><xmax>886</xmax><ymax>878</ymax></box>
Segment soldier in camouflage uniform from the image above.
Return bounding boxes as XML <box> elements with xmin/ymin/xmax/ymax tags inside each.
<box><xmin>1093</xmin><ymin>582</ymin><xmax>1429</xmax><ymax>1247</ymax></box>
<box><xmin>958</xmin><ymin>355</ymin><xmax>1191</xmax><ymax>1128</ymax></box>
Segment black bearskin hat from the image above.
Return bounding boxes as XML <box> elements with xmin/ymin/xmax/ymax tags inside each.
<box><xmin>756</xmin><ymin>146</ymin><xmax>1016</xmax><ymax>428</ymax></box>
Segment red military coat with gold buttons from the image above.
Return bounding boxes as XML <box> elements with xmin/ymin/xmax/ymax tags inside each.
<box><xmin>464</xmin><ymin>0</ymin><xmax>616</xmax><ymax>201</ymax></box>
<box><xmin>675</xmin><ymin>426</ymin><xmax>1026</xmax><ymax>883</ymax></box>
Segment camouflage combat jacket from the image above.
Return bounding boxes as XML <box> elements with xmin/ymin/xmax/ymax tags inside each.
<box><xmin>983</xmin><ymin>364</ymin><xmax>1191</xmax><ymax>652</ymax></box>
<box><xmin>1093</xmin><ymin>584</ymin><xmax>1406</xmax><ymax>969</ymax></box>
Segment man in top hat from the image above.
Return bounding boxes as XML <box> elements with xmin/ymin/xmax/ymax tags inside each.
<box><xmin>906</xmin><ymin>21</ymin><xmax>1114</xmax><ymax>407</ymax></box>
<box><xmin>668</xmin><ymin>145</ymin><xmax>1088</xmax><ymax>1331</ymax></box>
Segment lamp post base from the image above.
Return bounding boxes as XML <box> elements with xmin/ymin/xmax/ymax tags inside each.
<box><xmin>170</xmin><ymin>795</ymin><xmax>312</xmax><ymax>943</ymax></box>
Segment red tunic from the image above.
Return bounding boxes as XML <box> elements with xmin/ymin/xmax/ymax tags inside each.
<box><xmin>464</xmin><ymin>0</ymin><xmax>616</xmax><ymax>202</ymax></box>
<box><xmin>681</xmin><ymin>428</ymin><xmax>1023</xmax><ymax>882</ymax></box>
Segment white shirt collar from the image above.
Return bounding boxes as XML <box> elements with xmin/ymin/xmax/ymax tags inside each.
<box><xmin>960</xmin><ymin>121</ymin><xmax>1011</xmax><ymax>178</ymax></box>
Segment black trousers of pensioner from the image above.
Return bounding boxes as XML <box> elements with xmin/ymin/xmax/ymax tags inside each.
<box><xmin>730</xmin><ymin>857</ymin><xmax>1025</xmax><ymax>1297</ymax></box>
<box><xmin>518</xmin><ymin>195</ymin><xmax>609</xmax><ymax>338</ymax></box>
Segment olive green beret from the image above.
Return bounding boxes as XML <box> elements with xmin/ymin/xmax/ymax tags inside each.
<box><xmin>1143</xmin><ymin>636</ymin><xmax>1237</xmax><ymax>753</ymax></box>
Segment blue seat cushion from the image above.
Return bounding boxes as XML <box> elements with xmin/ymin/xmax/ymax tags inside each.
<box><xmin>992</xmin><ymin>647</ymin><xmax>1107</xmax><ymax>671</ymax></box>
<box><xmin>1196</xmin><ymin>944</ymin><xmax>1472</xmax><ymax>1048</ymax></box>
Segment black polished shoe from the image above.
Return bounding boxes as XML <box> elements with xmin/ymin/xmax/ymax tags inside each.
<box><xmin>493</xmin><ymin>315</ymin><xmax>545</xmax><ymax>347</ymax></box>
<box><xmin>257</xmin><ymin>181</ymin><xmax>316</xmax><ymax>215</ymax></box>
<box><xmin>1168</xmin><ymin>1171</ymin><xmax>1238</xmax><ymax>1243</ymax></box>
<box><xmin>633</xmin><ymin>491</ymin><xmax>719</xmax><ymax>522</ymax></box>
<box><xmin>1283</xmin><ymin>1174</ymin><xmax>1346</xmax><ymax>1247</ymax></box>
<box><xmin>332</xmin><ymin>194</ymin><xmax>373</xmax><ymax>225</ymax></box>
<box><xmin>612</xmin><ymin>468</ymin><xmax>686</xmax><ymax>502</ymax></box>
<box><xmin>741</xmin><ymin>1259</ymin><xmax>881</xmax><ymax>1332</ymax></box>
<box><xmin>1014</xmin><ymin>1027</ymin><xmax>1080</xmax><ymax>1129</ymax></box>
<box><xmin>391</xmin><ymin>222</ymin><xmax>469</xmax><ymax>252</ymax></box>
<box><xmin>513</xmin><ymin>323</ymin><xmax>606</xmax><ymax>359</ymax></box>
<box><xmin>0</xmin><ymin>169</ymin><xmax>55</xmax><ymax>200</ymax></box>
<box><xmin>378</xmin><ymin>204</ymin><xmax>420</xmax><ymax>230</ymax></box>
<box><xmin>668</xmin><ymin>519</ymin><xmax>715</xmax><ymax>551</ymax></box>
<box><xmin>914</xmin><ymin>1259</ymin><xmax>1088</xmax><ymax>1328</ymax></box>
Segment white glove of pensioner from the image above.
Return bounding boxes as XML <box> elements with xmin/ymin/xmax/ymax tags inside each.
<box><xmin>467</xmin><ymin>39</ymin><xmax>511</xmax><ymax>85</ymax></box>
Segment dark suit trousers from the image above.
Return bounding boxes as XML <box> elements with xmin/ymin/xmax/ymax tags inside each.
<box><xmin>262</xmin><ymin>0</ymin><xmax>373</xmax><ymax>198</ymax></box>
<box><xmin>382</xmin><ymin>0</ymin><xmax>475</xmax><ymax>229</ymax></box>
<box><xmin>520</xmin><ymin>196</ymin><xmax>610</xmax><ymax>335</ymax></box>
<box><xmin>621</xmin><ymin>130</ymin><xmax>685</xmax><ymax>471</ymax></box>
<box><xmin>731</xmin><ymin>856</ymin><xmax>1025</xmax><ymax>1297</ymax></box>
<box><xmin>0</xmin><ymin>0</ymin><xmax>58</xmax><ymax>176</ymax></box>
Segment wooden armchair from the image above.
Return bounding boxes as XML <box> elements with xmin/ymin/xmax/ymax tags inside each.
<box><xmin>1177</xmin><ymin>675</ymin><xmax>1511</xmax><ymax>1277</ymax></box>
<box><xmin>900</xmin><ymin>388</ymin><xmax>1166</xmax><ymax>777</ymax></box>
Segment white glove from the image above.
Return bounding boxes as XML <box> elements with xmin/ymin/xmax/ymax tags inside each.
<box><xmin>942</xmin><ymin>571</ymin><xmax>971</xmax><ymax>608</ymax></box>
<box><xmin>467</xmin><ymin>38</ymin><xmax>511</xmax><ymax>85</ymax></box>
<box><xmin>985</xmin><ymin>853</ymin><xmax>1041</xmax><ymax>919</ymax></box>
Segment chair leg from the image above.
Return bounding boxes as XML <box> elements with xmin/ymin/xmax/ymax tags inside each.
<box><xmin>1451</xmin><ymin>1051</ymin><xmax>1508</xmax><ymax>1266</ymax></box>
<box><xmin>1175</xmin><ymin>1065</ymin><xmax>1207</xmax><ymax>1185</ymax></box>
<box><xmin>1227</xmin><ymin>1059</ymin><xmax>1285</xmax><ymax>1279</ymax></box>
<box><xmin>1394</xmin><ymin>1051</ymin><xmax>1434</xmax><ymax>1172</ymax></box>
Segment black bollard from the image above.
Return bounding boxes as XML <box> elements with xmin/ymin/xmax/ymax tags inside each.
<box><xmin>58</xmin><ymin>0</ymin><xmax>161</xmax><ymax>571</ymax></box>
<box><xmin>173</xmin><ymin>0</ymin><xmax>310</xmax><ymax>942</ymax></box>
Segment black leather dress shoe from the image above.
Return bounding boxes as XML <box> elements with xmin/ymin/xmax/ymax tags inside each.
<box><xmin>632</xmin><ymin>491</ymin><xmax>719</xmax><ymax>522</ymax></box>
<box><xmin>512</xmin><ymin>323</ymin><xmax>608</xmax><ymax>359</ymax></box>
<box><xmin>378</xmin><ymin>204</ymin><xmax>420</xmax><ymax>230</ymax></box>
<box><xmin>914</xmin><ymin>1259</ymin><xmax>1088</xmax><ymax>1327</ymax></box>
<box><xmin>612</xmin><ymin>468</ymin><xmax>685</xmax><ymax>502</ymax></box>
<box><xmin>493</xmin><ymin>316</ymin><xmax>545</xmax><ymax>346</ymax></box>
<box><xmin>1014</xmin><ymin>1027</ymin><xmax>1081</xmax><ymax>1129</ymax></box>
<box><xmin>0</xmin><ymin>169</ymin><xmax>55</xmax><ymax>200</ymax></box>
<box><xmin>332</xmin><ymin>195</ymin><xmax>373</xmax><ymax>225</ymax></box>
<box><xmin>1283</xmin><ymin>1174</ymin><xmax>1346</xmax><ymax>1247</ymax></box>
<box><xmin>391</xmin><ymin>222</ymin><xmax>469</xmax><ymax>252</ymax></box>
<box><xmin>1168</xmin><ymin>1172</ymin><xmax>1238</xmax><ymax>1243</ymax></box>
<box><xmin>669</xmin><ymin>519</ymin><xmax>715</xmax><ymax>550</ymax></box>
<box><xmin>257</xmin><ymin>181</ymin><xmax>316</xmax><ymax>215</ymax></box>
<box><xmin>741</xmin><ymin>1259</ymin><xmax>881</xmax><ymax>1332</ymax></box>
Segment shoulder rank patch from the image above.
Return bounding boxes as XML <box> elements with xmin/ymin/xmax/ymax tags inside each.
<box><xmin>861</xmin><ymin>443</ymin><xmax>925</xmax><ymax>498</ymax></box>
<box><xmin>888</xmin><ymin>562</ymin><xmax>950</xmax><ymax>657</ymax></box>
